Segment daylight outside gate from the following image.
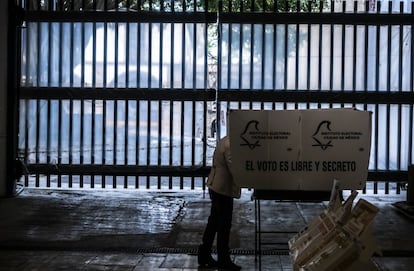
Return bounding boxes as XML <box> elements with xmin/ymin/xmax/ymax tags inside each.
<box><xmin>15</xmin><ymin>0</ymin><xmax>414</xmax><ymax>194</ymax></box>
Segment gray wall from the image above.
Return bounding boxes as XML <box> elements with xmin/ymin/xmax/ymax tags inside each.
<box><xmin>0</xmin><ymin>0</ymin><xmax>8</xmax><ymax>197</ymax></box>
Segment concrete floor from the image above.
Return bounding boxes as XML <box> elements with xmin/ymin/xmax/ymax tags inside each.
<box><xmin>0</xmin><ymin>188</ymin><xmax>413</xmax><ymax>270</ymax></box>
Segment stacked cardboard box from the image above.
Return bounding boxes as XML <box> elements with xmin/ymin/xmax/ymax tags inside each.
<box><xmin>289</xmin><ymin>186</ymin><xmax>381</xmax><ymax>271</ymax></box>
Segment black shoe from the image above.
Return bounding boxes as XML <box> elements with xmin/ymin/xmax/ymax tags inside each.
<box><xmin>217</xmin><ymin>260</ymin><xmax>241</xmax><ymax>271</ymax></box>
<box><xmin>198</xmin><ymin>245</ymin><xmax>218</xmax><ymax>268</ymax></box>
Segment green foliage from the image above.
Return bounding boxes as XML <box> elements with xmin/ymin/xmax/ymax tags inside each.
<box><xmin>36</xmin><ymin>0</ymin><xmax>326</xmax><ymax>12</ymax></box>
<box><xmin>211</xmin><ymin>0</ymin><xmax>325</xmax><ymax>12</ymax></box>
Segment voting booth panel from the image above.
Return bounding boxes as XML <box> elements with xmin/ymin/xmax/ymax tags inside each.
<box><xmin>228</xmin><ymin>109</ymin><xmax>379</xmax><ymax>271</ymax></box>
<box><xmin>228</xmin><ymin>108</ymin><xmax>372</xmax><ymax>191</ymax></box>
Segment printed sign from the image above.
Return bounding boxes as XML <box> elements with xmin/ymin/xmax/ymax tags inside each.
<box><xmin>228</xmin><ymin>109</ymin><xmax>372</xmax><ymax>191</ymax></box>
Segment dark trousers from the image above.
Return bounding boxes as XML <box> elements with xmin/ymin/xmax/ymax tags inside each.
<box><xmin>202</xmin><ymin>189</ymin><xmax>234</xmax><ymax>261</ymax></box>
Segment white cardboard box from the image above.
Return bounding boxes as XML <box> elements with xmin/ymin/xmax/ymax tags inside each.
<box><xmin>289</xmin><ymin>191</ymin><xmax>380</xmax><ymax>271</ymax></box>
<box><xmin>228</xmin><ymin>108</ymin><xmax>372</xmax><ymax>190</ymax></box>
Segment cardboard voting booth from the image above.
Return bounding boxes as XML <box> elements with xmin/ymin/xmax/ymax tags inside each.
<box><xmin>228</xmin><ymin>109</ymin><xmax>379</xmax><ymax>270</ymax></box>
<box><xmin>228</xmin><ymin>108</ymin><xmax>372</xmax><ymax>191</ymax></box>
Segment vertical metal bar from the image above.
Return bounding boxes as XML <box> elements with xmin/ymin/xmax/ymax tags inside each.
<box><xmin>57</xmin><ymin>99</ymin><xmax>62</xmax><ymax>188</ymax></box>
<box><xmin>47</xmin><ymin>21</ymin><xmax>52</xmax><ymax>83</ymax></box>
<box><xmin>35</xmin><ymin>23</ymin><xmax>41</xmax><ymax>186</ymax></box>
<box><xmin>295</xmin><ymin>0</ymin><xmax>299</xmax><ymax>91</ymax></box>
<box><xmin>146</xmin><ymin>101</ymin><xmax>151</xmax><ymax>189</ymax></box>
<box><xmin>18</xmin><ymin>19</ymin><xmax>26</xmax><ymax>187</ymax></box>
<box><xmin>91</xmin><ymin>99</ymin><xmax>95</xmax><ymax>188</ymax></box>
<box><xmin>191</xmin><ymin>101</ymin><xmax>196</xmax><ymax>190</ymax></box>
<box><xmin>158</xmin><ymin>101</ymin><xmax>162</xmax><ymax>190</ymax></box>
<box><xmin>67</xmin><ymin>22</ymin><xmax>74</xmax><ymax>188</ymax></box>
<box><xmin>352</xmin><ymin>1</ymin><xmax>357</xmax><ymax>92</ymax></box>
<box><xmin>387</xmin><ymin>1</ymin><xmax>391</xmax><ymax>93</ymax></box>
<box><xmin>159</xmin><ymin>22</ymin><xmax>163</xmax><ymax>89</ymax></box>
<box><xmin>148</xmin><ymin>24</ymin><xmax>152</xmax><ymax>87</ymax></box>
<box><xmin>329</xmin><ymin>0</ymin><xmax>334</xmax><ymax>92</ymax></box>
<box><xmin>91</xmin><ymin>14</ymin><xmax>96</xmax><ymax>188</ymax></box>
<box><xmin>147</xmin><ymin>18</ymin><xmax>153</xmax><ymax>188</ymax></box>
<box><xmin>250</xmin><ymin>20</ymin><xmax>254</xmax><ymax>108</ymax></box>
<box><xmin>46</xmin><ymin>99</ymin><xmax>51</xmax><ymax>187</ymax></box>
<box><xmin>125</xmin><ymin>22</ymin><xmax>130</xmax><ymax>88</ymax></box>
<box><xmin>135</xmin><ymin>100</ymin><xmax>140</xmax><ymax>189</ymax></box>
<box><xmin>398</xmin><ymin>2</ymin><xmax>403</xmax><ymax>92</ymax></box>
<box><xmin>270</xmin><ymin>0</ymin><xmax>278</xmax><ymax>91</ymax></box>
<box><xmin>180</xmin><ymin>16</ymin><xmax>186</xmax><ymax>189</ymax></box>
<box><xmin>306</xmin><ymin>3</ymin><xmax>311</xmax><ymax>91</ymax></box>
<box><xmin>258</xmin><ymin>199</ymin><xmax>262</xmax><ymax>269</ymax></box>
<box><xmin>169</xmin><ymin>100</ymin><xmax>173</xmax><ymax>190</ymax></box>
<box><xmin>318</xmin><ymin>0</ymin><xmax>323</xmax><ymax>91</ymax></box>
<box><xmin>385</xmin><ymin>4</ymin><xmax>391</xmax><ymax>175</ymax></box>
<box><xmin>237</xmin><ymin>23</ymin><xmax>242</xmax><ymax>89</ymax></box>
<box><xmin>180</xmin><ymin>101</ymin><xmax>184</xmax><ymax>189</ymax></box>
<box><xmin>407</xmin><ymin>2</ymin><xmax>414</xmax><ymax>168</ymax></box>
<box><xmin>374</xmin><ymin>104</ymin><xmax>379</xmax><ymax>172</ymax></box>
<box><xmin>69</xmin><ymin>99</ymin><xmax>73</xmax><ymax>188</ymax></box>
<box><xmin>78</xmin><ymin>1</ymin><xmax>86</xmax><ymax>187</ymax></box>
<box><xmin>340</xmin><ymin>0</ymin><xmax>345</xmax><ymax>91</ymax></box>
<box><xmin>202</xmin><ymin>22</ymin><xmax>208</xmax><ymax>188</ymax></box>
<box><xmin>113</xmin><ymin>100</ymin><xmax>118</xmax><ymax>188</ymax></box>
<box><xmin>363</xmin><ymin>2</ymin><xmax>368</xmax><ymax>91</ymax></box>
<box><xmin>46</xmin><ymin>17</ymin><xmax>52</xmax><ymax>187</ymax></box>
<box><xmin>114</xmin><ymin>22</ymin><xmax>119</xmax><ymax>88</ymax></box>
<box><xmin>135</xmin><ymin>18</ymin><xmax>141</xmax><ymax>189</ymax></box>
<box><xmin>57</xmin><ymin>17</ymin><xmax>63</xmax><ymax>188</ymax></box>
<box><xmin>373</xmin><ymin>2</ymin><xmax>381</xmax><ymax>177</ymax></box>
<box><xmin>181</xmin><ymin>22</ymin><xmax>186</xmax><ymax>89</ymax></box>
<box><xmin>386</xmin><ymin>104</ymin><xmax>390</xmax><ymax>172</ymax></box>
<box><xmin>169</xmin><ymin>22</ymin><xmax>174</xmax><ymax>189</ymax></box>
<box><xmin>80</xmin><ymin>100</ymin><xmax>84</xmax><ymax>188</ymax></box>
<box><xmin>375</xmin><ymin>1</ymin><xmax>380</xmax><ymax>92</ymax></box>
<box><xmin>410</xmin><ymin>4</ymin><xmax>414</xmax><ymax>167</ymax></box>
<box><xmin>123</xmin><ymin>101</ymin><xmax>128</xmax><ymax>189</ymax></box>
<box><xmin>202</xmin><ymin>100</ymin><xmax>207</xmax><ymax>168</ymax></box>
<box><xmin>249</xmin><ymin>1</ymin><xmax>254</xmax><ymax>91</ymax></box>
<box><xmin>157</xmin><ymin>22</ymin><xmax>163</xmax><ymax>189</ymax></box>
<box><xmin>364</xmin><ymin>1</ymin><xmax>369</xmax><ymax>91</ymax></box>
<box><xmin>261</xmin><ymin>22</ymin><xmax>265</xmax><ymax>90</ymax></box>
<box><xmin>233</xmin><ymin>1</ymin><xmax>239</xmax><ymax>90</ymax></box>
<box><xmin>191</xmin><ymin>21</ymin><xmax>197</xmax><ymax>189</ymax></box>
<box><xmin>398</xmin><ymin>103</ymin><xmax>402</xmax><ymax>171</ymax></box>
<box><xmin>216</xmin><ymin>0</ymin><xmax>222</xmax><ymax>138</ymax></box>
<box><xmin>24</xmin><ymin>20</ymin><xmax>30</xmax><ymax>186</ymax></box>
<box><xmin>103</xmin><ymin>21</ymin><xmax>108</xmax><ymax>88</ymax></box>
<box><xmin>397</xmin><ymin>3</ymin><xmax>404</xmax><ymax>174</ymax></box>
<box><xmin>282</xmin><ymin>0</ymin><xmax>288</xmax><ymax>91</ymax></box>
<box><xmin>254</xmin><ymin>198</ymin><xmax>258</xmax><ymax>261</ymax></box>
<box><xmin>102</xmin><ymin>100</ymin><xmax>106</xmax><ymax>188</ymax></box>
<box><xmin>99</xmin><ymin>1</ymin><xmax>107</xmax><ymax>189</ymax></box>
<box><xmin>272</xmin><ymin>23</ymin><xmax>277</xmax><ymax>90</ymax></box>
<box><xmin>113</xmin><ymin>17</ymin><xmax>119</xmax><ymax>187</ymax></box>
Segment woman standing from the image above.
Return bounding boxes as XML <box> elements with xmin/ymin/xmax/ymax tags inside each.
<box><xmin>198</xmin><ymin>136</ymin><xmax>242</xmax><ymax>271</ymax></box>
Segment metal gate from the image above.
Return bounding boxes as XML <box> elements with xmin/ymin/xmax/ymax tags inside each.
<box><xmin>15</xmin><ymin>0</ymin><xmax>414</xmax><ymax>193</ymax></box>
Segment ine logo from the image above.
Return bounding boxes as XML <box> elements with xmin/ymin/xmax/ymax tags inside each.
<box><xmin>240</xmin><ymin>120</ymin><xmax>261</xmax><ymax>150</ymax></box>
<box><xmin>312</xmin><ymin>120</ymin><xmax>333</xmax><ymax>150</ymax></box>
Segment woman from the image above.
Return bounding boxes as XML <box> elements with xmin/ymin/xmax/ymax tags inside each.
<box><xmin>198</xmin><ymin>136</ymin><xmax>242</xmax><ymax>271</ymax></box>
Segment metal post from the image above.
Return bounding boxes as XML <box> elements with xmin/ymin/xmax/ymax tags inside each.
<box><xmin>407</xmin><ymin>165</ymin><xmax>414</xmax><ymax>206</ymax></box>
<box><xmin>5</xmin><ymin>1</ymin><xmax>21</xmax><ymax>197</ymax></box>
<box><xmin>0</xmin><ymin>0</ymin><xmax>8</xmax><ymax>197</ymax></box>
